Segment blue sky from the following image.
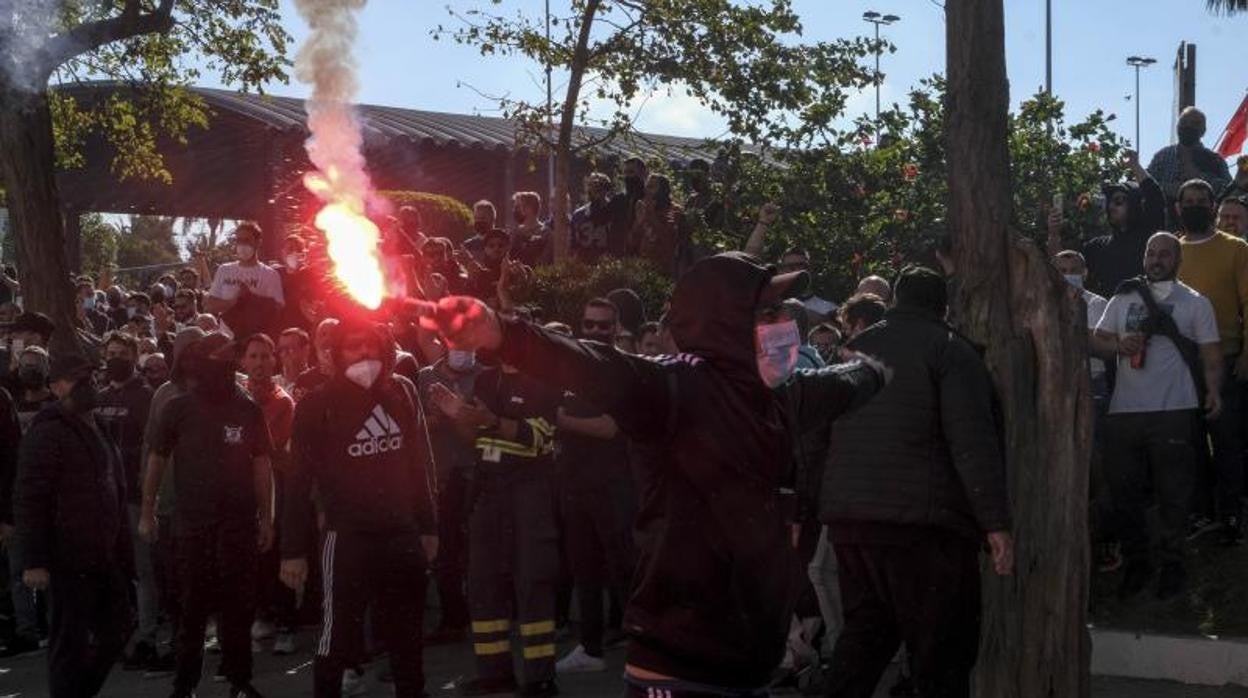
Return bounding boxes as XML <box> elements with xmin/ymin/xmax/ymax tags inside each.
<box><xmin>202</xmin><ymin>0</ymin><xmax>1248</xmax><ymax>158</ymax></box>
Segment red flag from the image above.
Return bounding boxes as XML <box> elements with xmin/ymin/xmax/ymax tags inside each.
<box><xmin>1215</xmin><ymin>95</ymin><xmax>1248</xmax><ymax>158</ymax></box>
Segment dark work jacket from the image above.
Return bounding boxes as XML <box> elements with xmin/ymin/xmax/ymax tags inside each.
<box><xmin>97</xmin><ymin>375</ymin><xmax>154</xmax><ymax>504</ymax></box>
<box><xmin>15</xmin><ymin>405</ymin><xmax>133</xmax><ymax>575</ymax></box>
<box><xmin>820</xmin><ymin>307</ymin><xmax>1010</xmax><ymax>541</ymax></box>
<box><xmin>498</xmin><ymin>251</ymin><xmax>885</xmax><ymax>689</ymax></box>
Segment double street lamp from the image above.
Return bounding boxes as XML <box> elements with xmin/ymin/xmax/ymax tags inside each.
<box><xmin>863</xmin><ymin>11</ymin><xmax>901</xmax><ymax>142</ymax></box>
<box><xmin>1127</xmin><ymin>55</ymin><xmax>1157</xmax><ymax>151</ymax></box>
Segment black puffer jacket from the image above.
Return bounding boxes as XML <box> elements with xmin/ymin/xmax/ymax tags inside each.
<box><xmin>498</xmin><ymin>252</ymin><xmax>885</xmax><ymax>688</ymax></box>
<box><xmin>15</xmin><ymin>405</ymin><xmax>133</xmax><ymax>574</ymax></box>
<box><xmin>820</xmin><ymin>306</ymin><xmax>1009</xmax><ymax>539</ymax></box>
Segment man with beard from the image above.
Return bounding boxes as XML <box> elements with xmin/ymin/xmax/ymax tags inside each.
<box><xmin>554</xmin><ymin>299</ymin><xmax>636</xmax><ymax>676</ymax></box>
<box><xmin>140</xmin><ymin>333</ymin><xmax>274</xmax><ymax>698</ymax></box>
<box><xmin>1094</xmin><ymin>233</ymin><xmax>1222</xmax><ymax>599</ymax></box>
<box><xmin>1174</xmin><ymin>179</ymin><xmax>1248</xmax><ymax>544</ymax></box>
<box><xmin>1049</xmin><ymin>149</ymin><xmax>1166</xmax><ymax>298</ymax></box>
<box><xmin>418</xmin><ymin>251</ymin><xmax>889</xmax><ymax>698</ymax></box>
<box><xmin>570</xmin><ymin>172</ymin><xmax>619</xmax><ymax>262</ymax></box>
<box><xmin>510</xmin><ymin>191</ymin><xmax>552</xmax><ymax>267</ymax></box>
<box><xmin>275</xmin><ymin>328</ymin><xmax>312</xmax><ymax>396</ymax></box>
<box><xmin>1219</xmin><ymin>195</ymin><xmax>1248</xmax><ymax>239</ymax></box>
<box><xmin>280</xmin><ymin>319</ymin><xmax>439</xmax><ymax>698</ymax></box>
<box><xmin>15</xmin><ymin>354</ymin><xmax>133</xmax><ymax>698</ymax></box>
<box><xmin>95</xmin><ymin>332</ymin><xmax>159</xmax><ymax>670</ymax></box>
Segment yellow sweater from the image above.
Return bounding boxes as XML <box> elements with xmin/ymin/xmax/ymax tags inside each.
<box><xmin>1178</xmin><ymin>230</ymin><xmax>1248</xmax><ymax>355</ymax></box>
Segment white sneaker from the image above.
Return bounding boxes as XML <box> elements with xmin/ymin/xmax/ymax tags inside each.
<box><xmin>342</xmin><ymin>668</ymin><xmax>368</xmax><ymax>696</ymax></box>
<box><xmin>555</xmin><ymin>644</ymin><xmax>607</xmax><ymax>674</ymax></box>
<box><xmin>250</xmin><ymin>620</ymin><xmax>276</xmax><ymax>640</ymax></box>
<box><xmin>273</xmin><ymin>633</ymin><xmax>296</xmax><ymax>656</ymax></box>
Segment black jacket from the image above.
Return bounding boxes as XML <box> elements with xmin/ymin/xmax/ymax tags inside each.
<box><xmin>820</xmin><ymin>307</ymin><xmax>1010</xmax><ymax>540</ymax></box>
<box><xmin>497</xmin><ymin>252</ymin><xmax>885</xmax><ymax>688</ymax></box>
<box><xmin>14</xmin><ymin>405</ymin><xmax>133</xmax><ymax>574</ymax></box>
<box><xmin>1082</xmin><ymin>176</ymin><xmax>1165</xmax><ymax>298</ymax></box>
<box><xmin>0</xmin><ymin>387</ymin><xmax>20</xmax><ymax>526</ymax></box>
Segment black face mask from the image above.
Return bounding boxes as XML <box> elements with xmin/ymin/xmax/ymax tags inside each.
<box><xmin>194</xmin><ymin>358</ymin><xmax>236</xmax><ymax>398</ymax></box>
<box><xmin>1178</xmin><ymin>126</ymin><xmax>1202</xmax><ymax>147</ymax></box>
<box><xmin>513</xmin><ymin>210</ymin><xmax>526</xmax><ymax>225</ymax></box>
<box><xmin>18</xmin><ymin>367</ymin><xmax>47</xmax><ymax>389</ymax></box>
<box><xmin>69</xmin><ymin>378</ymin><xmax>98</xmax><ymax>412</ymax></box>
<box><xmin>105</xmin><ymin>357</ymin><xmax>134</xmax><ymax>383</ymax></box>
<box><xmin>624</xmin><ymin>176</ymin><xmax>644</xmax><ymax>198</ymax></box>
<box><xmin>1180</xmin><ymin>204</ymin><xmax>1214</xmax><ymax>232</ymax></box>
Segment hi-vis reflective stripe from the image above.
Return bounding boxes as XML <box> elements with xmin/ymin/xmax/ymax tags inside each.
<box><xmin>472</xmin><ymin>619</ymin><xmax>511</xmax><ymax>634</ymax></box>
<box><xmin>522</xmin><ymin>643</ymin><xmax>556</xmax><ymax>660</ymax></box>
<box><xmin>645</xmin><ymin>688</ymin><xmax>675</xmax><ymax>698</ymax></box>
<box><xmin>519</xmin><ymin>620</ymin><xmax>555</xmax><ymax>636</ymax></box>
<box><xmin>473</xmin><ymin>640</ymin><xmax>510</xmax><ymax>656</ymax></box>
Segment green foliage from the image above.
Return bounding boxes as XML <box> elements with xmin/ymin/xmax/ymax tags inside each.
<box><xmin>698</xmin><ymin>80</ymin><xmax>1129</xmax><ymax>300</ymax></box>
<box><xmin>379</xmin><ymin>191</ymin><xmax>474</xmax><ymax>243</ymax></box>
<box><xmin>79</xmin><ymin>213</ymin><xmax>119</xmax><ymax>280</ymax></box>
<box><xmin>436</xmin><ymin>0</ymin><xmax>877</xmax><ymax>151</ymax></box>
<box><xmin>115</xmin><ymin>216</ymin><xmax>182</xmax><ymax>278</ymax></box>
<box><xmin>512</xmin><ymin>256</ymin><xmax>673</xmax><ymax>326</ymax></box>
<box><xmin>15</xmin><ymin>1</ymin><xmax>292</xmax><ymax>182</ymax></box>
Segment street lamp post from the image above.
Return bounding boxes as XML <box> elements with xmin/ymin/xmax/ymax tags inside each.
<box><xmin>1126</xmin><ymin>55</ymin><xmax>1157</xmax><ymax>151</ymax></box>
<box><xmin>863</xmin><ymin>11</ymin><xmax>900</xmax><ymax>143</ymax></box>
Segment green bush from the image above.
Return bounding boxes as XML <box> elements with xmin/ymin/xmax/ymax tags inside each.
<box><xmin>513</xmin><ymin>256</ymin><xmax>674</xmax><ymax>327</ymax></box>
<box><xmin>380</xmin><ymin>191</ymin><xmax>473</xmax><ymax>244</ymax></box>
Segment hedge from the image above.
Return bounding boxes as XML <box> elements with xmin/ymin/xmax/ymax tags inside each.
<box><xmin>380</xmin><ymin>190</ymin><xmax>473</xmax><ymax>244</ymax></box>
<box><xmin>512</xmin><ymin>256</ymin><xmax>674</xmax><ymax>327</ymax></box>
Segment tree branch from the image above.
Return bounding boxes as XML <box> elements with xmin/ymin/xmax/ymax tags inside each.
<box><xmin>39</xmin><ymin>0</ymin><xmax>176</xmax><ymax>76</ymax></box>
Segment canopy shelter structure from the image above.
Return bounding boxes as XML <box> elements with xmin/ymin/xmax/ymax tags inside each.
<box><xmin>52</xmin><ymin>81</ymin><xmax>734</xmax><ymax>264</ymax></box>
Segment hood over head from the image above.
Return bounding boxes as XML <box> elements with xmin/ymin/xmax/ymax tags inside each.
<box><xmin>169</xmin><ymin>326</ymin><xmax>207</xmax><ymax>385</ymax></box>
<box><xmin>1102</xmin><ymin>180</ymin><xmax>1147</xmax><ymax>232</ymax></box>
<box><xmin>330</xmin><ymin>316</ymin><xmax>397</xmax><ymax>382</ymax></box>
<box><xmin>666</xmin><ymin>251</ymin><xmax>808</xmax><ymax>374</ymax></box>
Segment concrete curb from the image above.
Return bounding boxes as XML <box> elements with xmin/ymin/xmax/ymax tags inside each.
<box><xmin>1092</xmin><ymin>628</ymin><xmax>1248</xmax><ymax>686</ymax></box>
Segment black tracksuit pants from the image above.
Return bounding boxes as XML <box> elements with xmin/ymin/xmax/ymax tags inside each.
<box><xmin>825</xmin><ymin>531</ymin><xmax>981</xmax><ymax>698</ymax></box>
<box><xmin>313</xmin><ymin>528</ymin><xmax>429</xmax><ymax>698</ymax></box>
<box><xmin>432</xmin><ymin>468</ymin><xmax>471</xmax><ymax>629</ymax></box>
<box><xmin>46</xmin><ymin>565</ymin><xmax>131</xmax><ymax>698</ymax></box>
<box><xmin>173</xmin><ymin>520</ymin><xmax>257</xmax><ymax>693</ymax></box>
<box><xmin>560</xmin><ymin>486</ymin><xmax>635</xmax><ymax>657</ymax></box>
<box><xmin>468</xmin><ymin>467</ymin><xmax>559</xmax><ymax>684</ymax></box>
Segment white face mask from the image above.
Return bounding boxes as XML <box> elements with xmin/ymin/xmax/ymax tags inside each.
<box><xmin>756</xmin><ymin>320</ymin><xmax>801</xmax><ymax>388</ymax></box>
<box><xmin>285</xmin><ymin>253</ymin><xmax>302</xmax><ymax>271</ymax></box>
<box><xmin>236</xmin><ymin>244</ymin><xmax>256</xmax><ymax>261</ymax></box>
<box><xmin>344</xmin><ymin>359</ymin><xmax>383</xmax><ymax>389</ymax></box>
<box><xmin>1149</xmin><ymin>280</ymin><xmax>1175</xmax><ymax>300</ymax></box>
<box><xmin>1063</xmin><ymin>274</ymin><xmax>1084</xmax><ymax>290</ymax></box>
<box><xmin>447</xmin><ymin>349</ymin><xmax>476</xmax><ymax>372</ymax></box>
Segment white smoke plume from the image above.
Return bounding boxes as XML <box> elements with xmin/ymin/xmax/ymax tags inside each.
<box><xmin>294</xmin><ymin>0</ymin><xmax>373</xmax><ymax>208</ymax></box>
<box><xmin>0</xmin><ymin>0</ymin><xmax>62</xmax><ymax>93</ymax></box>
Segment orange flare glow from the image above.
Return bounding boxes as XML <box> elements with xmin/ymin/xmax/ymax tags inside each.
<box><xmin>313</xmin><ymin>200</ymin><xmax>385</xmax><ymax>310</ymax></box>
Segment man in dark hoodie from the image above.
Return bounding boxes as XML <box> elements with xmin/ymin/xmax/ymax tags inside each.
<box><xmin>418</xmin><ymin>251</ymin><xmax>888</xmax><ymax>697</ymax></box>
<box><xmin>15</xmin><ymin>353</ymin><xmax>133</xmax><ymax>698</ymax></box>
<box><xmin>820</xmin><ymin>267</ymin><xmax>1012</xmax><ymax>698</ymax></box>
<box><xmin>1048</xmin><ymin>149</ymin><xmax>1165</xmax><ymax>298</ymax></box>
<box><xmin>280</xmin><ymin>318</ymin><xmax>439</xmax><ymax>698</ymax></box>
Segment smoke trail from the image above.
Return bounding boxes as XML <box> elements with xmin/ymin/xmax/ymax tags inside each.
<box><xmin>0</xmin><ymin>0</ymin><xmax>61</xmax><ymax>92</ymax></box>
<box><xmin>294</xmin><ymin>0</ymin><xmax>372</xmax><ymax>208</ymax></box>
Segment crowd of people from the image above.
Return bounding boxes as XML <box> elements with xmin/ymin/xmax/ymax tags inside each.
<box><xmin>0</xmin><ymin>105</ymin><xmax>1246</xmax><ymax>698</ymax></box>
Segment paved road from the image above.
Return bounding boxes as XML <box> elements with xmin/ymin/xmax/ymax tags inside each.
<box><xmin>4</xmin><ymin>632</ymin><xmax>1248</xmax><ymax>697</ymax></box>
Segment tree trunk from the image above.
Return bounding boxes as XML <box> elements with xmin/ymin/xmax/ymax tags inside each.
<box><xmin>0</xmin><ymin>82</ymin><xmax>84</xmax><ymax>356</ymax></box>
<box><xmin>945</xmin><ymin>3</ymin><xmax>1091</xmax><ymax>697</ymax></box>
<box><xmin>550</xmin><ymin>0</ymin><xmax>601</xmax><ymax>264</ymax></box>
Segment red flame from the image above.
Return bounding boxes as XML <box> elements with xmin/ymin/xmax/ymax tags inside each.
<box><xmin>304</xmin><ymin>168</ymin><xmax>386</xmax><ymax>310</ymax></box>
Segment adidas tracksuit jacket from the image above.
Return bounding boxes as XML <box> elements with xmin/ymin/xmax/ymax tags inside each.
<box><xmin>283</xmin><ymin>373</ymin><xmax>437</xmax><ymax>698</ymax></box>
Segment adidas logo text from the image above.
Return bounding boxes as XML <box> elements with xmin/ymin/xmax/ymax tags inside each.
<box><xmin>349</xmin><ymin>404</ymin><xmax>404</xmax><ymax>458</ymax></box>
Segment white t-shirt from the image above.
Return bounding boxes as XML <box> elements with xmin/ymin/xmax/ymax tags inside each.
<box><xmin>1082</xmin><ymin>289</ymin><xmax>1109</xmax><ymax>378</ymax></box>
<box><xmin>209</xmin><ymin>261</ymin><xmax>285</xmax><ymax>306</ymax></box>
<box><xmin>1096</xmin><ymin>281</ymin><xmax>1219</xmax><ymax>414</ymax></box>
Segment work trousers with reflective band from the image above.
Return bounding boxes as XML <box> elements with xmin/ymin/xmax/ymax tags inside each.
<box><xmin>468</xmin><ymin>467</ymin><xmax>559</xmax><ymax>684</ymax></box>
<box><xmin>313</xmin><ymin>528</ymin><xmax>429</xmax><ymax>698</ymax></box>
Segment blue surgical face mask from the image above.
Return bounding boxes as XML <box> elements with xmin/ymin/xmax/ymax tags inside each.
<box><xmin>1063</xmin><ymin>274</ymin><xmax>1084</xmax><ymax>290</ymax></box>
<box><xmin>82</xmin><ymin>295</ymin><xmax>96</xmax><ymax>311</ymax></box>
<box><xmin>755</xmin><ymin>320</ymin><xmax>801</xmax><ymax>388</ymax></box>
<box><xmin>447</xmin><ymin>349</ymin><xmax>476</xmax><ymax>372</ymax></box>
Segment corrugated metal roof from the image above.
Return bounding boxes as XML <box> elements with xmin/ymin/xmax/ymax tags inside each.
<box><xmin>176</xmin><ymin>85</ymin><xmax>730</xmax><ymax>162</ymax></box>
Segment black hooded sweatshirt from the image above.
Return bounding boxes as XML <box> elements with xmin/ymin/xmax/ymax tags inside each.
<box><xmin>282</xmin><ymin>325</ymin><xmax>438</xmax><ymax>559</ymax></box>
<box><xmin>495</xmin><ymin>251</ymin><xmax>885</xmax><ymax>688</ymax></box>
<box><xmin>1082</xmin><ymin>177</ymin><xmax>1165</xmax><ymax>298</ymax></box>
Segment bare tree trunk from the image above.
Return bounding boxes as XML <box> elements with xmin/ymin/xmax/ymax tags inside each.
<box><xmin>551</xmin><ymin>0</ymin><xmax>601</xmax><ymax>263</ymax></box>
<box><xmin>945</xmin><ymin>3</ymin><xmax>1091</xmax><ymax>697</ymax></box>
<box><xmin>0</xmin><ymin>82</ymin><xmax>83</xmax><ymax>356</ymax></box>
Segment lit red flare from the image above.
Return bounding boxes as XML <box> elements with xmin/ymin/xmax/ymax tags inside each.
<box><xmin>304</xmin><ymin>169</ymin><xmax>386</xmax><ymax>310</ymax></box>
